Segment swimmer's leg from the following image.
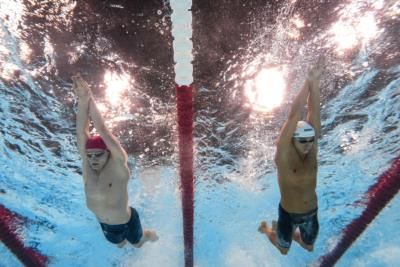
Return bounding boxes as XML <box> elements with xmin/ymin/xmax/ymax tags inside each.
<box><xmin>294</xmin><ymin>215</ymin><xmax>319</xmax><ymax>252</ymax></box>
<box><xmin>117</xmin><ymin>239</ymin><xmax>127</xmax><ymax>248</ymax></box>
<box><xmin>132</xmin><ymin>229</ymin><xmax>159</xmax><ymax>248</ymax></box>
<box><xmin>258</xmin><ymin>220</ymin><xmax>289</xmax><ymax>255</ymax></box>
<box><xmin>293</xmin><ymin>229</ymin><xmax>314</xmax><ymax>252</ymax></box>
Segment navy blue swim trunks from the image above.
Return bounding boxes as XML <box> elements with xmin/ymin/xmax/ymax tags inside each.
<box><xmin>99</xmin><ymin>207</ymin><xmax>143</xmax><ymax>245</ymax></box>
<box><xmin>277</xmin><ymin>203</ymin><xmax>319</xmax><ymax>249</ymax></box>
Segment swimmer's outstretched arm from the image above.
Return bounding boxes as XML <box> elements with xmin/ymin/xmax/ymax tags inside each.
<box><xmin>306</xmin><ymin>59</ymin><xmax>323</xmax><ymax>138</ymax></box>
<box><xmin>276</xmin><ymin>78</ymin><xmax>310</xmax><ymax>148</ymax></box>
<box><xmin>72</xmin><ymin>74</ymin><xmax>91</xmax><ymax>158</ymax></box>
<box><xmin>72</xmin><ymin>74</ymin><xmax>127</xmax><ymax>162</ymax></box>
<box><xmin>88</xmin><ymin>95</ymin><xmax>128</xmax><ymax>162</ymax></box>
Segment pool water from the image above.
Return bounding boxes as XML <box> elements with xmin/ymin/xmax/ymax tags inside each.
<box><xmin>0</xmin><ymin>0</ymin><xmax>399</xmax><ymax>266</ymax></box>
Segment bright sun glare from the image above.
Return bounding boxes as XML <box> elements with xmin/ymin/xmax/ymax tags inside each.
<box><xmin>104</xmin><ymin>70</ymin><xmax>131</xmax><ymax>104</ymax></box>
<box><xmin>245</xmin><ymin>67</ymin><xmax>286</xmax><ymax>112</ymax></box>
<box><xmin>330</xmin><ymin>12</ymin><xmax>379</xmax><ymax>55</ymax></box>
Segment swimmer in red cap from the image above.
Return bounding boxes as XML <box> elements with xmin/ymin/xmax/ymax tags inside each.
<box><xmin>72</xmin><ymin>74</ymin><xmax>158</xmax><ymax>248</ymax></box>
<box><xmin>259</xmin><ymin>59</ymin><xmax>324</xmax><ymax>255</ymax></box>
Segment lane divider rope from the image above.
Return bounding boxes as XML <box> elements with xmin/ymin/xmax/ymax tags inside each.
<box><xmin>317</xmin><ymin>156</ymin><xmax>400</xmax><ymax>266</ymax></box>
<box><xmin>176</xmin><ymin>85</ymin><xmax>194</xmax><ymax>267</ymax></box>
<box><xmin>0</xmin><ymin>204</ymin><xmax>48</xmax><ymax>266</ymax></box>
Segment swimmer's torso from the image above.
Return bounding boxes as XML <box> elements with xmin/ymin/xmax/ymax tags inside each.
<box><xmin>83</xmin><ymin>158</ymin><xmax>131</xmax><ymax>225</ymax></box>
<box><xmin>275</xmin><ymin>144</ymin><xmax>318</xmax><ymax>214</ymax></box>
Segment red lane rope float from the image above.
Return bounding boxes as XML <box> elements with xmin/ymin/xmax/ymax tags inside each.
<box><xmin>0</xmin><ymin>204</ymin><xmax>48</xmax><ymax>267</ymax></box>
<box><xmin>176</xmin><ymin>85</ymin><xmax>194</xmax><ymax>267</ymax></box>
<box><xmin>317</xmin><ymin>156</ymin><xmax>400</xmax><ymax>267</ymax></box>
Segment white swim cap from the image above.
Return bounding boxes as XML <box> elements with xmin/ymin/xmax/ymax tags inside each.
<box><xmin>293</xmin><ymin>121</ymin><xmax>315</xmax><ymax>138</ymax></box>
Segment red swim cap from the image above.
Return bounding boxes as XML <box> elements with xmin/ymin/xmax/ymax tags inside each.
<box><xmin>85</xmin><ymin>135</ymin><xmax>107</xmax><ymax>150</ymax></box>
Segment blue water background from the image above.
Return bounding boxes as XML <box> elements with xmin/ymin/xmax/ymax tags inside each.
<box><xmin>1</xmin><ymin>0</ymin><xmax>400</xmax><ymax>266</ymax></box>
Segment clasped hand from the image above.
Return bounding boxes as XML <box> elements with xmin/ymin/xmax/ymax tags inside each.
<box><xmin>307</xmin><ymin>57</ymin><xmax>325</xmax><ymax>88</ymax></box>
<box><xmin>72</xmin><ymin>73</ymin><xmax>91</xmax><ymax>98</ymax></box>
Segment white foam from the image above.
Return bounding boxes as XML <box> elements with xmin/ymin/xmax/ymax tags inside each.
<box><xmin>223</xmin><ymin>244</ymin><xmax>281</xmax><ymax>267</ymax></box>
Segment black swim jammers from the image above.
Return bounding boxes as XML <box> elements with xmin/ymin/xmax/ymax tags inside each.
<box><xmin>277</xmin><ymin>204</ymin><xmax>319</xmax><ymax>249</ymax></box>
<box><xmin>99</xmin><ymin>207</ymin><xmax>143</xmax><ymax>245</ymax></box>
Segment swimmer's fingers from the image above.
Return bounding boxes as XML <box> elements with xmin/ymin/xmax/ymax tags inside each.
<box><xmin>78</xmin><ymin>77</ymin><xmax>91</xmax><ymax>92</ymax></box>
<box><xmin>308</xmin><ymin>62</ymin><xmax>323</xmax><ymax>81</ymax></box>
<box><xmin>316</xmin><ymin>55</ymin><xmax>326</xmax><ymax>67</ymax></box>
<box><xmin>72</xmin><ymin>74</ymin><xmax>91</xmax><ymax>97</ymax></box>
<box><xmin>71</xmin><ymin>73</ymin><xmax>82</xmax><ymax>84</ymax></box>
<box><xmin>71</xmin><ymin>76</ymin><xmax>79</xmax><ymax>94</ymax></box>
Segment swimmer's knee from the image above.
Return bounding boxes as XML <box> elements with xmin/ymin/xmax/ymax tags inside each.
<box><xmin>279</xmin><ymin>248</ymin><xmax>289</xmax><ymax>255</ymax></box>
<box><xmin>276</xmin><ymin>243</ymin><xmax>289</xmax><ymax>255</ymax></box>
<box><xmin>117</xmin><ymin>239</ymin><xmax>127</xmax><ymax>248</ymax></box>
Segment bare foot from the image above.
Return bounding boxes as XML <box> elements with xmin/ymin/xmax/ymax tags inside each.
<box><xmin>293</xmin><ymin>231</ymin><xmax>313</xmax><ymax>252</ymax></box>
<box><xmin>258</xmin><ymin>221</ymin><xmax>268</xmax><ymax>234</ymax></box>
<box><xmin>271</xmin><ymin>220</ymin><xmax>278</xmax><ymax>231</ymax></box>
<box><xmin>258</xmin><ymin>221</ymin><xmax>288</xmax><ymax>255</ymax></box>
<box><xmin>133</xmin><ymin>229</ymin><xmax>159</xmax><ymax>248</ymax></box>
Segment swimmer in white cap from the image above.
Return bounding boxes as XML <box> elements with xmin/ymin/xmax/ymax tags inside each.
<box><xmin>259</xmin><ymin>58</ymin><xmax>324</xmax><ymax>255</ymax></box>
<box><xmin>292</xmin><ymin>120</ymin><xmax>316</xmax><ymax>155</ymax></box>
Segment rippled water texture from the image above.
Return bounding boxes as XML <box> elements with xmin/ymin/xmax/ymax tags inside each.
<box><xmin>0</xmin><ymin>0</ymin><xmax>399</xmax><ymax>266</ymax></box>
